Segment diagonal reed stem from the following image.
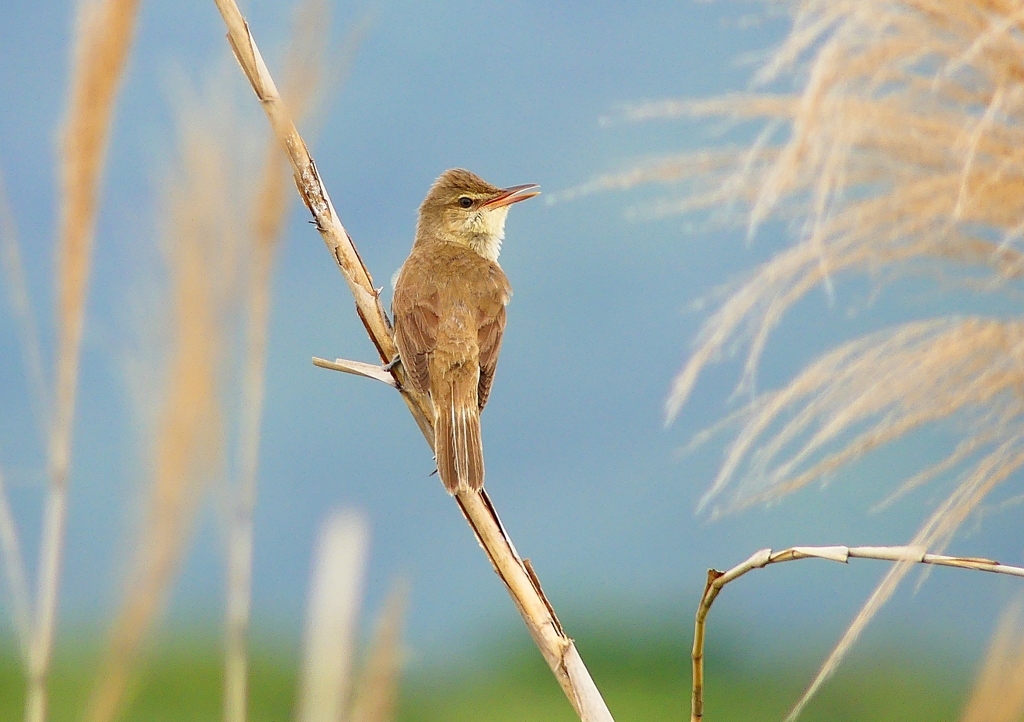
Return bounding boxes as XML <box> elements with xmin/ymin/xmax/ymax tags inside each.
<box><xmin>210</xmin><ymin>2</ymin><xmax>614</xmax><ymax>719</ymax></box>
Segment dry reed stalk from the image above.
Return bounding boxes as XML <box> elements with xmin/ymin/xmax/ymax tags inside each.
<box><xmin>211</xmin><ymin>3</ymin><xmax>614</xmax><ymax>719</ymax></box>
<box><xmin>960</xmin><ymin>601</ymin><xmax>1024</xmax><ymax>722</ymax></box>
<box><xmin>83</xmin><ymin>99</ymin><xmax>239</xmax><ymax>722</ymax></box>
<box><xmin>690</xmin><ymin>544</ymin><xmax>1024</xmax><ymax>722</ymax></box>
<box><xmin>295</xmin><ymin>510</ymin><xmax>368</xmax><ymax>722</ymax></box>
<box><xmin>222</xmin><ymin>2</ymin><xmax>330</xmax><ymax>720</ymax></box>
<box><xmin>348</xmin><ymin>581</ymin><xmax>407</xmax><ymax>722</ymax></box>
<box><xmin>27</xmin><ymin>1</ymin><xmax>140</xmax><ymax>720</ymax></box>
<box><xmin>0</xmin><ymin>170</ymin><xmax>48</xmax><ymax>439</ymax></box>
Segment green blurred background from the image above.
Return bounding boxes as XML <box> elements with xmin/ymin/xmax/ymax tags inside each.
<box><xmin>0</xmin><ymin>625</ymin><xmax>968</xmax><ymax>721</ymax></box>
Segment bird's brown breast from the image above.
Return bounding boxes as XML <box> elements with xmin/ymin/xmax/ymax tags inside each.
<box><xmin>392</xmin><ymin>241</ymin><xmax>511</xmax><ymax>409</ymax></box>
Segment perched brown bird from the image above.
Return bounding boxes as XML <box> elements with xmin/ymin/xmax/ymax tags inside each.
<box><xmin>392</xmin><ymin>169</ymin><xmax>539</xmax><ymax>493</ymax></box>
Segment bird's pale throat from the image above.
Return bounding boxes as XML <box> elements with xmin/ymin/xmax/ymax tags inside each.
<box><xmin>463</xmin><ymin>206</ymin><xmax>509</xmax><ymax>262</ymax></box>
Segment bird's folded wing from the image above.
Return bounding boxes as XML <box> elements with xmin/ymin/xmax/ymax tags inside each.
<box><xmin>393</xmin><ymin>285</ymin><xmax>438</xmax><ymax>396</ymax></box>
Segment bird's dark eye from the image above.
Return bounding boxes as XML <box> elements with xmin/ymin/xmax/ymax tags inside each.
<box><xmin>458</xmin><ymin>196</ymin><xmax>473</xmax><ymax>208</ymax></box>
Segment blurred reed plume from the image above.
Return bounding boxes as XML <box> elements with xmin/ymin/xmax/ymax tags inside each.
<box><xmin>296</xmin><ymin>511</ymin><xmax>368</xmax><ymax>722</ymax></box>
<box><xmin>84</xmin><ymin>79</ymin><xmax>248</xmax><ymax>722</ymax></box>
<box><xmin>349</xmin><ymin>580</ymin><xmax>408</xmax><ymax>722</ymax></box>
<box><xmin>961</xmin><ymin>600</ymin><xmax>1024</xmax><ymax>722</ymax></box>
<box><xmin>52</xmin><ymin>0</ymin><xmax>141</xmax><ymax>474</ymax></box>
<box><xmin>24</xmin><ymin>0</ymin><xmax>141</xmax><ymax>720</ymax></box>
<box><xmin>224</xmin><ymin>0</ymin><xmax>333</xmax><ymax>719</ymax></box>
<box><xmin>293</xmin><ymin>512</ymin><xmax>406</xmax><ymax>722</ymax></box>
<box><xmin>564</xmin><ymin>0</ymin><xmax>1024</xmax><ymax>718</ymax></box>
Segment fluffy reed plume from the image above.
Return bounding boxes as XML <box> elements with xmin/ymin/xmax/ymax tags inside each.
<box><xmin>698</xmin><ymin>318</ymin><xmax>1024</xmax><ymax>518</ymax></box>
<box><xmin>26</xmin><ymin>0</ymin><xmax>140</xmax><ymax>720</ymax></box>
<box><xmin>293</xmin><ymin>513</ymin><xmax>407</xmax><ymax>722</ymax></box>
<box><xmin>296</xmin><ymin>511</ymin><xmax>369</xmax><ymax>722</ymax></box>
<box><xmin>349</xmin><ymin>582</ymin><xmax>408</xmax><ymax>722</ymax></box>
<box><xmin>961</xmin><ymin>601</ymin><xmax>1024</xmax><ymax>722</ymax></box>
<box><xmin>567</xmin><ymin>0</ymin><xmax>1024</xmax><ymax>718</ymax></box>
<box><xmin>51</xmin><ymin>0</ymin><xmax>140</xmax><ymax>469</ymax></box>
<box><xmin>223</xmin><ymin>1</ymin><xmax>332</xmax><ymax>720</ymax></box>
<box><xmin>83</xmin><ymin>85</ymin><xmax>246</xmax><ymax>722</ymax></box>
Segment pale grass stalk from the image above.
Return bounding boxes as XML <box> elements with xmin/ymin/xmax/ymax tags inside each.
<box><xmin>960</xmin><ymin>601</ymin><xmax>1024</xmax><ymax>722</ymax></box>
<box><xmin>221</xmin><ymin>118</ymin><xmax>286</xmax><ymax>722</ymax></box>
<box><xmin>296</xmin><ymin>510</ymin><xmax>368</xmax><ymax>722</ymax></box>
<box><xmin>0</xmin><ymin>170</ymin><xmax>48</xmax><ymax>438</ymax></box>
<box><xmin>349</xmin><ymin>581</ymin><xmax>408</xmax><ymax>722</ymax></box>
<box><xmin>26</xmin><ymin>1</ymin><xmax>140</xmax><ymax>720</ymax></box>
<box><xmin>211</xmin><ymin>3</ymin><xmax>614</xmax><ymax>719</ymax></box>
<box><xmin>0</xmin><ymin>170</ymin><xmax>37</xmax><ymax>662</ymax></box>
<box><xmin>0</xmin><ymin>466</ymin><xmax>32</xmax><ymax>664</ymax></box>
<box><xmin>84</xmin><ymin>101</ymin><xmax>239</xmax><ymax>722</ymax></box>
<box><xmin>223</xmin><ymin>3</ymin><xmax>330</xmax><ymax>721</ymax></box>
<box><xmin>691</xmin><ymin>544</ymin><xmax>1024</xmax><ymax>722</ymax></box>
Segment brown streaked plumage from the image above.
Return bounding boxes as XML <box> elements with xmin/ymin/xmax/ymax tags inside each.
<box><xmin>392</xmin><ymin>169</ymin><xmax>539</xmax><ymax>493</ymax></box>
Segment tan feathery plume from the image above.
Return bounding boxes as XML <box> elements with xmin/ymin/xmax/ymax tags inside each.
<box><xmin>26</xmin><ymin>0</ymin><xmax>141</xmax><ymax>720</ymax></box>
<box><xmin>569</xmin><ymin>1</ymin><xmax>1024</xmax><ymax>718</ymax></box>
<box><xmin>223</xmin><ymin>1</ymin><xmax>335</xmax><ymax>719</ymax></box>
<box><xmin>84</xmin><ymin>83</ymin><xmax>245</xmax><ymax>722</ymax></box>
<box><xmin>960</xmin><ymin>600</ymin><xmax>1024</xmax><ymax>722</ymax></box>
<box><xmin>348</xmin><ymin>581</ymin><xmax>408</xmax><ymax>722</ymax></box>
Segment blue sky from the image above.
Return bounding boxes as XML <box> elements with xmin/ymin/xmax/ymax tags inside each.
<box><xmin>0</xmin><ymin>0</ymin><xmax>1019</xmax><ymax>675</ymax></box>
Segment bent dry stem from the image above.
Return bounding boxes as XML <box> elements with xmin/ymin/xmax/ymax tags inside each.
<box><xmin>211</xmin><ymin>2</ymin><xmax>614</xmax><ymax>719</ymax></box>
<box><xmin>691</xmin><ymin>544</ymin><xmax>1024</xmax><ymax>722</ymax></box>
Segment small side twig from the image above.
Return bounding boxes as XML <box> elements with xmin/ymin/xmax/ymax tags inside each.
<box><xmin>692</xmin><ymin>544</ymin><xmax>1024</xmax><ymax>722</ymax></box>
<box><xmin>211</xmin><ymin>3</ymin><xmax>613</xmax><ymax>719</ymax></box>
<box><xmin>313</xmin><ymin>357</ymin><xmax>397</xmax><ymax>388</ymax></box>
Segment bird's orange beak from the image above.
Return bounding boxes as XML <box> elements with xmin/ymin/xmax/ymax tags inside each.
<box><xmin>480</xmin><ymin>183</ymin><xmax>541</xmax><ymax>209</ymax></box>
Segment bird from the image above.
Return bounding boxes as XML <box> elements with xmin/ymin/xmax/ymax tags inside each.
<box><xmin>392</xmin><ymin>169</ymin><xmax>539</xmax><ymax>494</ymax></box>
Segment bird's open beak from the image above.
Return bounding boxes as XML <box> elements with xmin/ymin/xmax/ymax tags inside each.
<box><xmin>480</xmin><ymin>183</ymin><xmax>541</xmax><ymax>209</ymax></box>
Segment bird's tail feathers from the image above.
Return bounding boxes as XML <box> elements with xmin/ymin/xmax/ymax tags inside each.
<box><xmin>434</xmin><ymin>376</ymin><xmax>484</xmax><ymax>494</ymax></box>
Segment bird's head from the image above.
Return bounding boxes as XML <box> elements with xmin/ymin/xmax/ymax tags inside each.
<box><xmin>416</xmin><ymin>168</ymin><xmax>539</xmax><ymax>262</ymax></box>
